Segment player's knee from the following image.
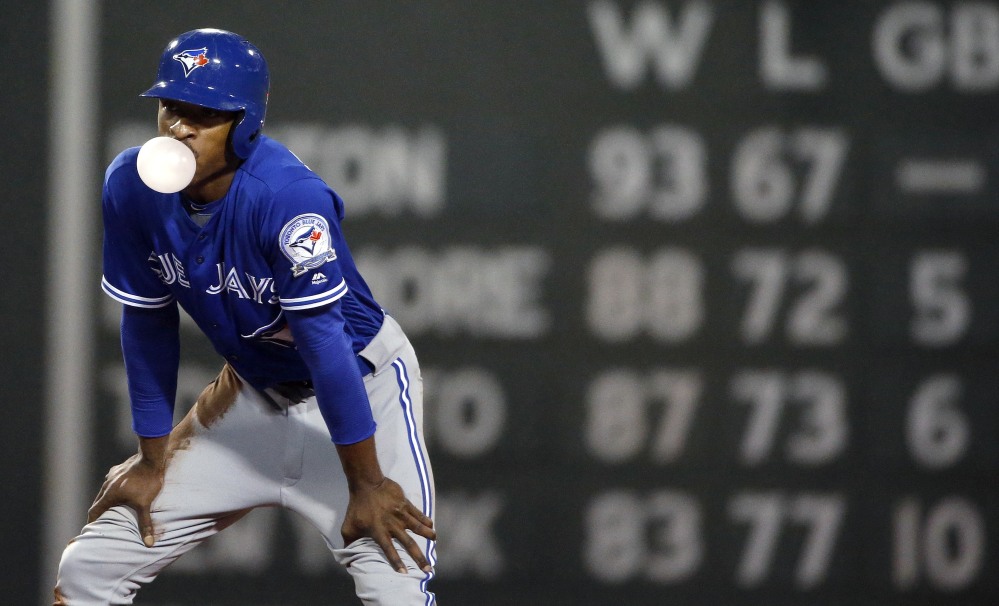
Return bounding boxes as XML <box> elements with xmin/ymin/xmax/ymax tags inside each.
<box><xmin>54</xmin><ymin>538</ymin><xmax>106</xmax><ymax>603</ymax></box>
<box><xmin>54</xmin><ymin>539</ymin><xmax>88</xmax><ymax>600</ymax></box>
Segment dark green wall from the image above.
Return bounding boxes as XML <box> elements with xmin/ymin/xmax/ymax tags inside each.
<box><xmin>11</xmin><ymin>1</ymin><xmax>999</xmax><ymax>604</ymax></box>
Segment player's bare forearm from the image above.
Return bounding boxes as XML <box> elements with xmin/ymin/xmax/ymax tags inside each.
<box><xmin>336</xmin><ymin>435</ymin><xmax>386</xmax><ymax>491</ymax></box>
<box><xmin>336</xmin><ymin>436</ymin><xmax>436</xmax><ymax>573</ymax></box>
<box><xmin>137</xmin><ymin>434</ymin><xmax>170</xmax><ymax>468</ymax></box>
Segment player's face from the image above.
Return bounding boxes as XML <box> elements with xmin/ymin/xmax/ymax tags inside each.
<box><xmin>157</xmin><ymin>99</ymin><xmax>239</xmax><ymax>202</ymax></box>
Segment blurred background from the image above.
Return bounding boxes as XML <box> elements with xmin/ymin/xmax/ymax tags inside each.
<box><xmin>4</xmin><ymin>1</ymin><xmax>999</xmax><ymax>604</ymax></box>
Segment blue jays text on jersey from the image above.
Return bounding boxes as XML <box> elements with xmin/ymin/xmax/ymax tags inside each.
<box><xmin>101</xmin><ymin>135</ymin><xmax>384</xmax><ymax>391</ymax></box>
<box><xmin>147</xmin><ymin>251</ymin><xmax>281</xmax><ymax>304</ymax></box>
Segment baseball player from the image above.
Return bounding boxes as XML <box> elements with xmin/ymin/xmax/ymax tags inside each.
<box><xmin>54</xmin><ymin>28</ymin><xmax>436</xmax><ymax>605</ymax></box>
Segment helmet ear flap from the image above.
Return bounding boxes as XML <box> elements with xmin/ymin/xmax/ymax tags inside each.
<box><xmin>224</xmin><ymin>110</ymin><xmax>245</xmax><ymax>158</ymax></box>
<box><xmin>231</xmin><ymin>109</ymin><xmax>261</xmax><ymax>159</ymax></box>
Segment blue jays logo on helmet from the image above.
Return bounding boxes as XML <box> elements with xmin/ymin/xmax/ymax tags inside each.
<box><xmin>172</xmin><ymin>47</ymin><xmax>210</xmax><ymax>77</ymax></box>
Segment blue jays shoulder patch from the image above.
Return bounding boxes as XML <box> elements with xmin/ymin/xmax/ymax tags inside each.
<box><xmin>279</xmin><ymin>213</ymin><xmax>337</xmax><ymax>277</ymax></box>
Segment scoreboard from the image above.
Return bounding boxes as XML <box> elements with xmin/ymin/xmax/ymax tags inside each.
<box><xmin>94</xmin><ymin>1</ymin><xmax>999</xmax><ymax>604</ymax></box>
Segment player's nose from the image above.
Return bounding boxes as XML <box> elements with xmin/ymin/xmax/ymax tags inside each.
<box><xmin>168</xmin><ymin>117</ymin><xmax>195</xmax><ymax>139</ymax></box>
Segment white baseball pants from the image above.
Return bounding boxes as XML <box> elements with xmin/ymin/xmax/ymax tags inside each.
<box><xmin>54</xmin><ymin>316</ymin><xmax>437</xmax><ymax>605</ymax></box>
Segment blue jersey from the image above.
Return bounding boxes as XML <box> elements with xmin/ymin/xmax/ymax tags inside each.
<box><xmin>101</xmin><ymin>136</ymin><xmax>384</xmax><ymax>392</ymax></box>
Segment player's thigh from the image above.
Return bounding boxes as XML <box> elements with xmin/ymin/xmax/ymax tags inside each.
<box><xmin>154</xmin><ymin>378</ymin><xmax>288</xmax><ymax>514</ymax></box>
<box><xmin>56</xmin><ymin>505</ymin><xmax>250</xmax><ymax>603</ymax></box>
<box><xmin>284</xmin><ymin>347</ymin><xmax>433</xmax><ymax>548</ymax></box>
<box><xmin>56</xmin><ymin>375</ymin><xmax>286</xmax><ymax>602</ymax></box>
<box><xmin>365</xmin><ymin>345</ymin><xmax>435</xmax><ymax>516</ymax></box>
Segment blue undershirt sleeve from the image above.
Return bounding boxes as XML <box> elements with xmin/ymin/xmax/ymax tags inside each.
<box><xmin>120</xmin><ymin>303</ymin><xmax>180</xmax><ymax>438</ymax></box>
<box><xmin>284</xmin><ymin>303</ymin><xmax>376</xmax><ymax>445</ymax></box>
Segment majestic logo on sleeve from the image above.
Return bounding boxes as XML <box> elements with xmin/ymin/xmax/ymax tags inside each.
<box><xmin>279</xmin><ymin>214</ymin><xmax>337</xmax><ymax>277</ymax></box>
<box><xmin>172</xmin><ymin>47</ymin><xmax>210</xmax><ymax>76</ymax></box>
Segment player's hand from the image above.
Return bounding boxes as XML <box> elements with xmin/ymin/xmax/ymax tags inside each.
<box><xmin>87</xmin><ymin>444</ymin><xmax>167</xmax><ymax>548</ymax></box>
<box><xmin>341</xmin><ymin>476</ymin><xmax>436</xmax><ymax>574</ymax></box>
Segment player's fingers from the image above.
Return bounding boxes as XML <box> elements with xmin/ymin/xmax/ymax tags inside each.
<box><xmin>402</xmin><ymin>503</ymin><xmax>435</xmax><ymax>539</ymax></box>
<box><xmin>406</xmin><ymin>503</ymin><xmax>435</xmax><ymax>532</ymax></box>
<box><xmin>137</xmin><ymin>506</ymin><xmax>156</xmax><ymax>548</ymax></box>
<box><xmin>396</xmin><ymin>529</ymin><xmax>432</xmax><ymax>573</ymax></box>
<box><xmin>87</xmin><ymin>493</ymin><xmax>112</xmax><ymax>524</ymax></box>
<box><xmin>87</xmin><ymin>473</ymin><xmax>125</xmax><ymax>520</ymax></box>
<box><xmin>89</xmin><ymin>481</ymin><xmax>111</xmax><ymax>510</ymax></box>
<box><xmin>374</xmin><ymin>534</ymin><xmax>407</xmax><ymax>574</ymax></box>
<box><xmin>404</xmin><ymin>511</ymin><xmax>436</xmax><ymax>541</ymax></box>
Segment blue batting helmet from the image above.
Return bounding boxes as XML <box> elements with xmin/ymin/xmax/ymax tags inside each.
<box><xmin>141</xmin><ymin>28</ymin><xmax>269</xmax><ymax>159</ymax></box>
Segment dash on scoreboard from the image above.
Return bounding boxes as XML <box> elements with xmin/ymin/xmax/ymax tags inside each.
<box><xmin>894</xmin><ymin>158</ymin><xmax>988</xmax><ymax>196</ymax></box>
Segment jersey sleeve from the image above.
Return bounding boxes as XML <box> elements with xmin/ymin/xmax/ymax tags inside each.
<box><xmin>264</xmin><ymin>177</ymin><xmax>376</xmax><ymax>444</ymax></box>
<box><xmin>264</xmin><ymin>177</ymin><xmax>350</xmax><ymax>311</ymax></box>
<box><xmin>101</xmin><ymin>157</ymin><xmax>175</xmax><ymax>308</ymax></box>
<box><xmin>285</xmin><ymin>303</ymin><xmax>376</xmax><ymax>445</ymax></box>
<box><xmin>121</xmin><ymin>303</ymin><xmax>180</xmax><ymax>438</ymax></box>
